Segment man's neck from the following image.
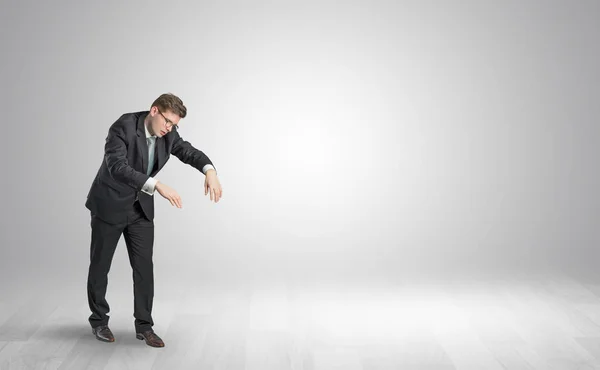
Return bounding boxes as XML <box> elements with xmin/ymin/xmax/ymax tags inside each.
<box><xmin>144</xmin><ymin>116</ymin><xmax>155</xmax><ymax>137</ymax></box>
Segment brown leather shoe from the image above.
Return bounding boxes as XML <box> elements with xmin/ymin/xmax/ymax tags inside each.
<box><xmin>136</xmin><ymin>330</ymin><xmax>165</xmax><ymax>347</ymax></box>
<box><xmin>92</xmin><ymin>325</ymin><xmax>115</xmax><ymax>342</ymax></box>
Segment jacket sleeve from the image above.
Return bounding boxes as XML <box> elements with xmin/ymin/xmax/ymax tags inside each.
<box><xmin>104</xmin><ymin>119</ymin><xmax>150</xmax><ymax>190</ymax></box>
<box><xmin>170</xmin><ymin>129</ymin><xmax>217</xmax><ymax>175</ymax></box>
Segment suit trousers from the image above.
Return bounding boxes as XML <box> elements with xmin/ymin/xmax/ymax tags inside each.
<box><xmin>87</xmin><ymin>199</ymin><xmax>155</xmax><ymax>333</ymax></box>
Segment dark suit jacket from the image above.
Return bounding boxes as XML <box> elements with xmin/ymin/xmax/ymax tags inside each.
<box><xmin>85</xmin><ymin>111</ymin><xmax>216</xmax><ymax>224</ymax></box>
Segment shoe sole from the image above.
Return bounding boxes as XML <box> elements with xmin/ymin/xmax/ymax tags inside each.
<box><xmin>136</xmin><ymin>333</ymin><xmax>165</xmax><ymax>347</ymax></box>
<box><xmin>95</xmin><ymin>336</ymin><xmax>115</xmax><ymax>342</ymax></box>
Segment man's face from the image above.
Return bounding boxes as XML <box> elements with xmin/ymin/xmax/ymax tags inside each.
<box><xmin>149</xmin><ymin>106</ymin><xmax>181</xmax><ymax>137</ymax></box>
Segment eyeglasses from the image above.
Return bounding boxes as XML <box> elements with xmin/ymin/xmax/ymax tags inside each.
<box><xmin>157</xmin><ymin>109</ymin><xmax>179</xmax><ymax>130</ymax></box>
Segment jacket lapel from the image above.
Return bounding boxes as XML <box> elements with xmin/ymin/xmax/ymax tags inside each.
<box><xmin>155</xmin><ymin>136</ymin><xmax>165</xmax><ymax>173</ymax></box>
<box><xmin>136</xmin><ymin>113</ymin><xmax>149</xmax><ymax>175</ymax></box>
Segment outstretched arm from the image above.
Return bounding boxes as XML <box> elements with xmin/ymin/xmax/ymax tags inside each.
<box><xmin>171</xmin><ymin>130</ymin><xmax>217</xmax><ymax>175</ymax></box>
<box><xmin>170</xmin><ymin>130</ymin><xmax>222</xmax><ymax>203</ymax></box>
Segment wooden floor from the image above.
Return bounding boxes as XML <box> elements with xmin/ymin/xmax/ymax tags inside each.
<box><xmin>3</xmin><ymin>272</ymin><xmax>600</xmax><ymax>369</ymax></box>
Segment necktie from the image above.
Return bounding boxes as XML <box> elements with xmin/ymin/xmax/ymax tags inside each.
<box><xmin>147</xmin><ymin>137</ymin><xmax>156</xmax><ymax>176</ymax></box>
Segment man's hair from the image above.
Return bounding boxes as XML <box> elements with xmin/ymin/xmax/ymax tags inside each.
<box><xmin>151</xmin><ymin>93</ymin><xmax>187</xmax><ymax>118</ymax></box>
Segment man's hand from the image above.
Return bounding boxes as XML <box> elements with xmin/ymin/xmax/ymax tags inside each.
<box><xmin>155</xmin><ymin>182</ymin><xmax>183</xmax><ymax>208</ymax></box>
<box><xmin>204</xmin><ymin>169</ymin><xmax>223</xmax><ymax>203</ymax></box>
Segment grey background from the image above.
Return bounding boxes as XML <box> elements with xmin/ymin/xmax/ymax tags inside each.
<box><xmin>1</xmin><ymin>0</ymin><xmax>599</xmax><ymax>292</ymax></box>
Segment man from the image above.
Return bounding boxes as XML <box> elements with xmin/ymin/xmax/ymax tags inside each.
<box><xmin>85</xmin><ymin>93</ymin><xmax>222</xmax><ymax>347</ymax></box>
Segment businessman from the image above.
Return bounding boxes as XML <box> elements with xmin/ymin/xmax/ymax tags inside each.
<box><xmin>85</xmin><ymin>93</ymin><xmax>222</xmax><ymax>347</ymax></box>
